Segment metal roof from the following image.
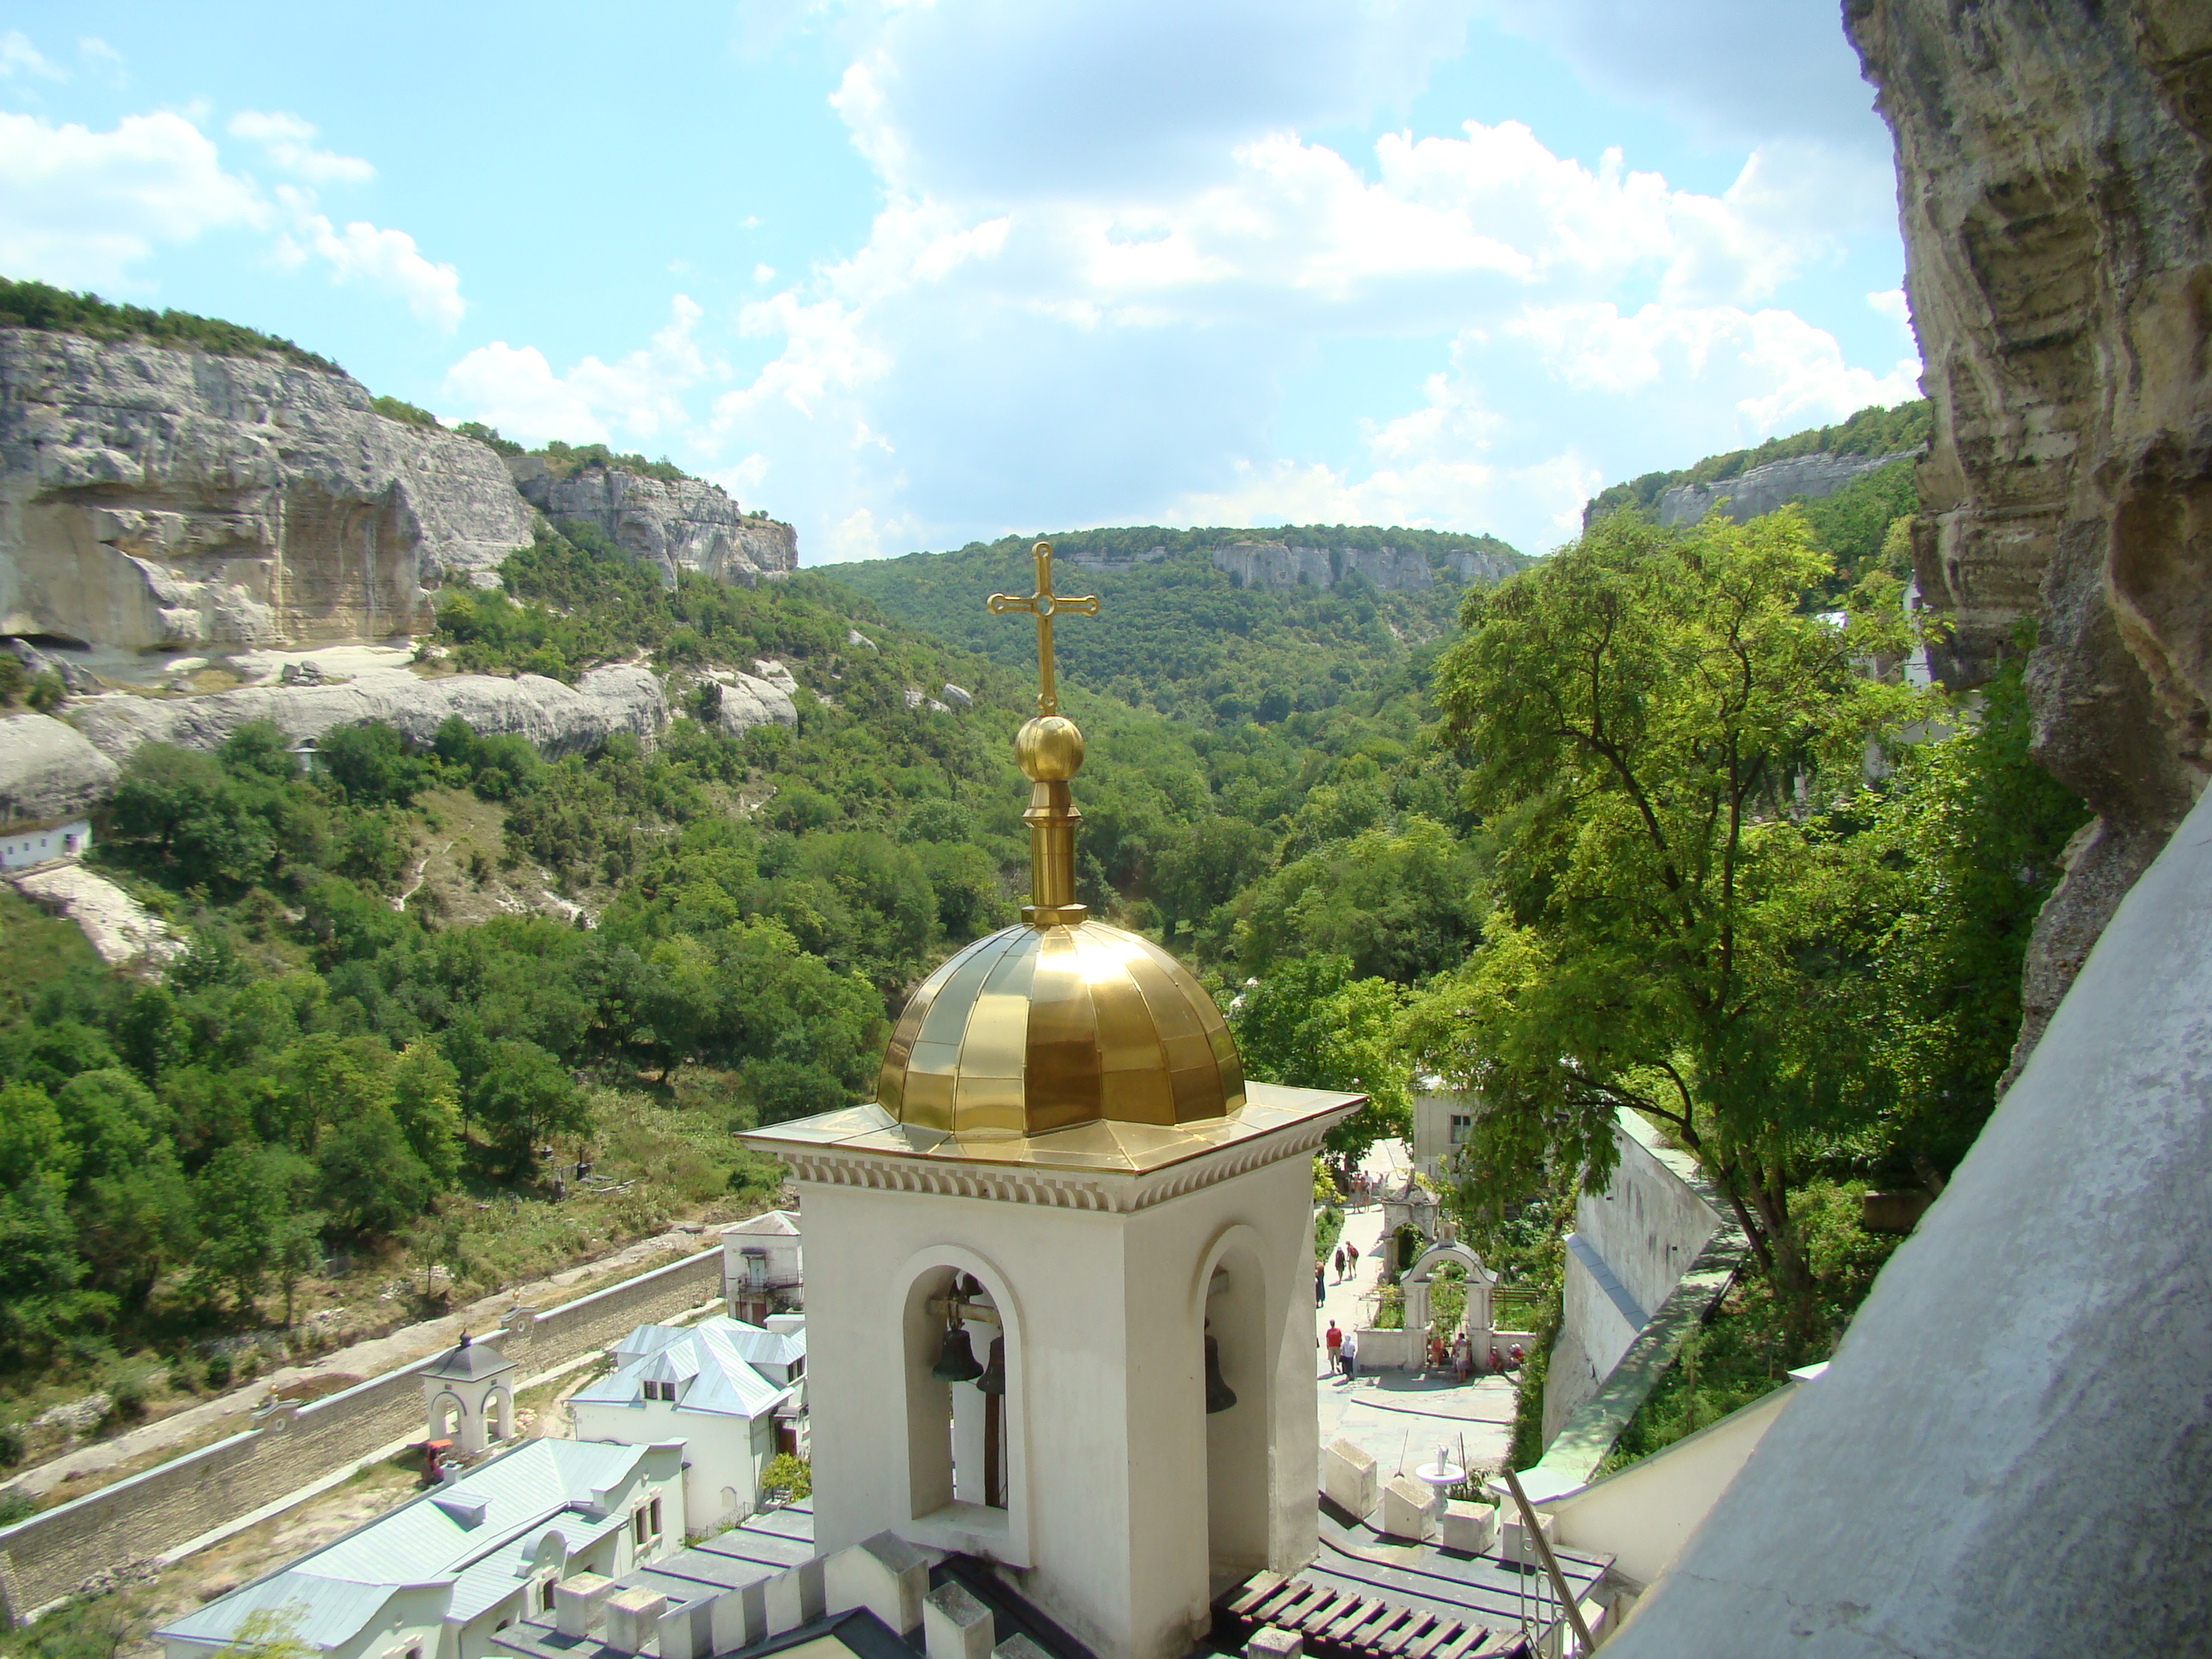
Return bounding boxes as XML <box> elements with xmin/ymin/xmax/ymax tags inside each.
<box><xmin>574</xmin><ymin>1319</ymin><xmax>795</xmax><ymax>1420</ymax></box>
<box><xmin>157</xmin><ymin>1441</ymin><xmax>653</xmax><ymax>1654</ymax></box>
<box><xmin>422</xmin><ymin>1335</ymin><xmax>519</xmax><ymax>1382</ymax></box>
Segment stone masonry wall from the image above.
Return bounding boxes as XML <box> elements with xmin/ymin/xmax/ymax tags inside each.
<box><xmin>0</xmin><ymin>1248</ymin><xmax>721</xmax><ymax>1622</ymax></box>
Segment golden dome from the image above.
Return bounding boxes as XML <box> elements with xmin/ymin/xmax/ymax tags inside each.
<box><xmin>877</xmin><ymin>918</ymin><xmax>1246</xmax><ymax>1135</ymax></box>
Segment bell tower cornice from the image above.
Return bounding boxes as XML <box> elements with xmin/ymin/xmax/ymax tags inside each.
<box><xmin>750</xmin><ymin>1081</ymin><xmax>1359</xmax><ymax>1214</ymax></box>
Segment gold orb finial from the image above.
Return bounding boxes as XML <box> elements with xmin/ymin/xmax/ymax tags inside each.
<box><xmin>1015</xmin><ymin>714</ymin><xmax>1084</xmax><ymax>782</ymax></box>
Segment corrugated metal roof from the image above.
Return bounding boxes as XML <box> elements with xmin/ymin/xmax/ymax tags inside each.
<box><xmin>157</xmin><ymin>1441</ymin><xmax>653</xmax><ymax>1654</ymax></box>
<box><xmin>575</xmin><ymin>1320</ymin><xmax>794</xmax><ymax>1420</ymax></box>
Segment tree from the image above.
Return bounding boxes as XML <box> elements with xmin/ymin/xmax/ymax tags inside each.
<box><xmin>317</xmin><ymin>721</ymin><xmax>430</xmax><ymax>806</ymax></box>
<box><xmin>1413</xmin><ymin>509</ymin><xmax>1919</xmax><ymax>1312</ymax></box>
<box><xmin>317</xmin><ymin>1106</ymin><xmax>433</xmax><ymax>1238</ymax></box>
<box><xmin>1229</xmin><ymin>953</ymin><xmax>1412</xmax><ymax>1165</ymax></box>
<box><xmin>192</xmin><ymin>1144</ymin><xmax>315</xmax><ymax>1317</ymax></box>
<box><xmin>390</xmin><ymin>1041</ymin><xmax>464</xmax><ymax>1186</ymax></box>
<box><xmin>470</xmin><ymin>1040</ymin><xmax>589</xmax><ymax>1174</ymax></box>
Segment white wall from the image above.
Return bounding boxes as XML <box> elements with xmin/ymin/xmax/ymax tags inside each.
<box><xmin>1540</xmin><ymin>1379</ymin><xmax>1803</xmax><ymax>1591</ymax></box>
<box><xmin>0</xmin><ymin>818</ymin><xmax>89</xmax><ymax>870</ymax></box>
<box><xmin>1545</xmin><ymin>1118</ymin><xmax>1722</xmax><ymax>1446</ymax></box>
<box><xmin>572</xmin><ymin>1398</ymin><xmax>765</xmax><ymax>1539</ymax></box>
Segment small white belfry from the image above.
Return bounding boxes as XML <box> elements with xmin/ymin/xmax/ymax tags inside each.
<box><xmin>421</xmin><ymin>1331</ymin><xmax>517</xmax><ymax>1457</ymax></box>
<box><xmin>745</xmin><ymin>544</ymin><xmax>1362</xmax><ymax>1659</ymax></box>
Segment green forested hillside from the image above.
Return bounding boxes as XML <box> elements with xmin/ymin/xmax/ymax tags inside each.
<box><xmin>0</xmin><ymin>390</ymin><xmax>2084</xmax><ymax>1496</ymax></box>
<box><xmin>1583</xmin><ymin>399</ymin><xmax>1931</xmax><ymax>524</ymax></box>
<box><xmin>822</xmin><ymin>526</ymin><xmax>1525</xmax><ymax>727</ymax></box>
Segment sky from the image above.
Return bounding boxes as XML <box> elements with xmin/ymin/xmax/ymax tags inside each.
<box><xmin>0</xmin><ymin>1</ymin><xmax>1920</xmax><ymax>565</ymax></box>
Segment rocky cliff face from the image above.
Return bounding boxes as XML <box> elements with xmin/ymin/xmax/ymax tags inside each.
<box><xmin>0</xmin><ymin>332</ymin><xmax>532</xmax><ymax>654</ymax></box>
<box><xmin>1849</xmin><ymin>0</ymin><xmax>2212</xmax><ymax>1061</ymax></box>
<box><xmin>1209</xmin><ymin>540</ymin><xmax>1438</xmax><ymax>592</ymax></box>
<box><xmin>509</xmin><ymin>457</ymin><xmax>797</xmax><ymax>587</ymax></box>
<box><xmin>1656</xmin><ymin>450</ymin><xmax>1908</xmax><ymax>527</ymax></box>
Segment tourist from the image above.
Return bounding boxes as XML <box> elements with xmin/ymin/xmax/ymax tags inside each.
<box><xmin>1315</xmin><ymin>1264</ymin><xmax>1326</xmax><ymax>1305</ymax></box>
<box><xmin>1346</xmin><ymin>1241</ymin><xmax>1360</xmax><ymax>1277</ymax></box>
<box><xmin>1333</xmin><ymin>1245</ymin><xmax>1347</xmax><ymax>1280</ymax></box>
<box><xmin>1324</xmin><ymin>1319</ymin><xmax>1343</xmax><ymax>1377</ymax></box>
<box><xmin>1452</xmin><ymin>1331</ymin><xmax>1472</xmax><ymax>1382</ymax></box>
<box><xmin>1341</xmin><ymin>1330</ymin><xmax>1359</xmax><ymax>1381</ymax></box>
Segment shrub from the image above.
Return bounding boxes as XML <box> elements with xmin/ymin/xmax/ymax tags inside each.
<box><xmin>761</xmin><ymin>1452</ymin><xmax>811</xmax><ymax>1503</ymax></box>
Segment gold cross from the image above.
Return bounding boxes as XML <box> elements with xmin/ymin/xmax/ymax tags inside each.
<box><xmin>987</xmin><ymin>540</ymin><xmax>1098</xmax><ymax>717</ymax></box>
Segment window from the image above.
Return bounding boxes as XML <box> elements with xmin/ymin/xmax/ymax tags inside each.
<box><xmin>649</xmin><ymin>1497</ymin><xmax>663</xmax><ymax>1536</ymax></box>
<box><xmin>1449</xmin><ymin>1114</ymin><xmax>1473</xmax><ymax>1144</ymax></box>
<box><xmin>643</xmin><ymin>1379</ymin><xmax>677</xmax><ymax>1402</ymax></box>
<box><xmin>633</xmin><ymin>1507</ymin><xmax>649</xmax><ymax>1545</ymax></box>
<box><xmin>542</xmin><ymin>1580</ymin><xmax>556</xmax><ymax>1611</ymax></box>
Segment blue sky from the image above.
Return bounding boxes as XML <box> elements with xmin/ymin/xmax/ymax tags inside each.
<box><xmin>0</xmin><ymin>1</ymin><xmax>1920</xmax><ymax>564</ymax></box>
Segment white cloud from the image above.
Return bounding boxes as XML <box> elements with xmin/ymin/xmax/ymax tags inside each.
<box><xmin>837</xmin><ymin>0</ymin><xmax>1478</xmax><ymax>198</ymax></box>
<box><xmin>228</xmin><ymin>110</ymin><xmax>375</xmax><ymax>184</ymax></box>
<box><xmin>0</xmin><ymin>109</ymin><xmax>265</xmax><ymax>288</ymax></box>
<box><xmin>441</xmin><ymin>296</ymin><xmax>711</xmax><ymax>443</ymax></box>
<box><xmin>441</xmin><ymin>341</ymin><xmax>606</xmax><ymax>443</ymax></box>
<box><xmin>1867</xmin><ymin>286</ymin><xmax>1912</xmax><ymax>330</ymax></box>
<box><xmin>0</xmin><ymin>30</ymin><xmax>65</xmax><ymax>80</ymax></box>
<box><xmin>77</xmin><ymin>37</ymin><xmax>127</xmax><ymax>86</ymax></box>
<box><xmin>1480</xmin><ymin>0</ymin><xmax>1889</xmax><ymax>154</ymax></box>
<box><xmin>428</xmin><ymin>2</ymin><xmax>1915</xmax><ymax>565</ymax></box>
<box><xmin>273</xmin><ymin>188</ymin><xmax>464</xmax><ymax>329</ymax></box>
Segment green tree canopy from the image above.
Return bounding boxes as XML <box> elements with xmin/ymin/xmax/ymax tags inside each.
<box><xmin>1410</xmin><ymin>509</ymin><xmax>1920</xmax><ymax>1306</ymax></box>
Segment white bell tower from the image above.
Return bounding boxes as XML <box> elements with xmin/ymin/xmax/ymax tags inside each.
<box><xmin>745</xmin><ymin>541</ymin><xmax>1363</xmax><ymax>1659</ymax></box>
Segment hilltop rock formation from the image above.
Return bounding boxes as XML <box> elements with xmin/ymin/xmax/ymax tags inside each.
<box><xmin>0</xmin><ymin>710</ymin><xmax>117</xmax><ymax>824</ymax></box>
<box><xmin>0</xmin><ymin>332</ymin><xmax>532</xmax><ymax>653</ymax></box>
<box><xmin>65</xmin><ymin>663</ymin><xmax>667</xmax><ymax>765</ymax></box>
<box><xmin>1844</xmin><ymin>0</ymin><xmax>2211</xmax><ymax>1063</ymax></box>
<box><xmin>508</xmin><ymin>457</ymin><xmax>796</xmax><ymax>587</ymax></box>
<box><xmin>1656</xmin><ymin>450</ymin><xmax>1908</xmax><ymax>527</ymax></box>
<box><xmin>1210</xmin><ymin>541</ymin><xmax>1437</xmax><ymax>592</ymax></box>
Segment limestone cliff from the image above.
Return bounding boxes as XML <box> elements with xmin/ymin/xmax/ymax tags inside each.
<box><xmin>0</xmin><ymin>331</ymin><xmax>532</xmax><ymax>653</ymax></box>
<box><xmin>509</xmin><ymin>457</ymin><xmax>797</xmax><ymax>587</ymax></box>
<box><xmin>1656</xmin><ymin>450</ymin><xmax>1908</xmax><ymax>527</ymax></box>
<box><xmin>1210</xmin><ymin>540</ymin><xmax>1441</xmax><ymax>592</ymax></box>
<box><xmin>1848</xmin><ymin>0</ymin><xmax>2212</xmax><ymax>1062</ymax></box>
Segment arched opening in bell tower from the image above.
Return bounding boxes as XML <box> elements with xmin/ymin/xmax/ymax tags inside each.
<box><xmin>1202</xmin><ymin>1241</ymin><xmax>1271</xmax><ymax>1586</ymax></box>
<box><xmin>899</xmin><ymin>1258</ymin><xmax>1019</xmax><ymax>1535</ymax></box>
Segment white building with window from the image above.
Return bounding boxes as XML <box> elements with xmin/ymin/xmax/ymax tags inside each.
<box><xmin>569</xmin><ymin>1317</ymin><xmax>806</xmax><ymax>1538</ymax></box>
<box><xmin>720</xmin><ymin>1209</ymin><xmax>802</xmax><ymax>1324</ymax></box>
<box><xmin>155</xmin><ymin>1439</ymin><xmax>683</xmax><ymax>1659</ymax></box>
<box><xmin>1410</xmin><ymin>1078</ymin><xmax>1476</xmax><ymax>1178</ymax></box>
<box><xmin>0</xmin><ymin>815</ymin><xmax>90</xmax><ymax>870</ymax></box>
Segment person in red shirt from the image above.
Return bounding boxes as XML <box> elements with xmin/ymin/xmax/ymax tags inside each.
<box><xmin>1324</xmin><ymin>1319</ymin><xmax>1344</xmax><ymax>1377</ymax></box>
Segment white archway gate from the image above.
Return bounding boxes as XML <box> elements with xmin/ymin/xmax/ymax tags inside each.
<box><xmin>1402</xmin><ymin>1241</ymin><xmax>1493</xmax><ymax>1341</ymax></box>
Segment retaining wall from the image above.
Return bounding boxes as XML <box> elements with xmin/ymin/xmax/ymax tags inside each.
<box><xmin>1543</xmin><ymin>1118</ymin><xmax>1726</xmax><ymax>1446</ymax></box>
<box><xmin>0</xmin><ymin>1248</ymin><xmax>722</xmax><ymax>1622</ymax></box>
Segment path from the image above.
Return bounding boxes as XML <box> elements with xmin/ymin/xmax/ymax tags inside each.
<box><xmin>3</xmin><ymin>1221</ymin><xmax>720</xmax><ymax>1501</ymax></box>
<box><xmin>1314</xmin><ymin>1142</ymin><xmax>1516</xmax><ymax>1481</ymax></box>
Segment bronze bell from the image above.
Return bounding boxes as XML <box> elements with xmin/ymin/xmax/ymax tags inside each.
<box><xmin>977</xmin><ymin>1336</ymin><xmax>1007</xmax><ymax>1396</ymax></box>
<box><xmin>1204</xmin><ymin>1332</ymin><xmax>1237</xmax><ymax>1414</ymax></box>
<box><xmin>933</xmin><ymin>1318</ymin><xmax>983</xmax><ymax>1383</ymax></box>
